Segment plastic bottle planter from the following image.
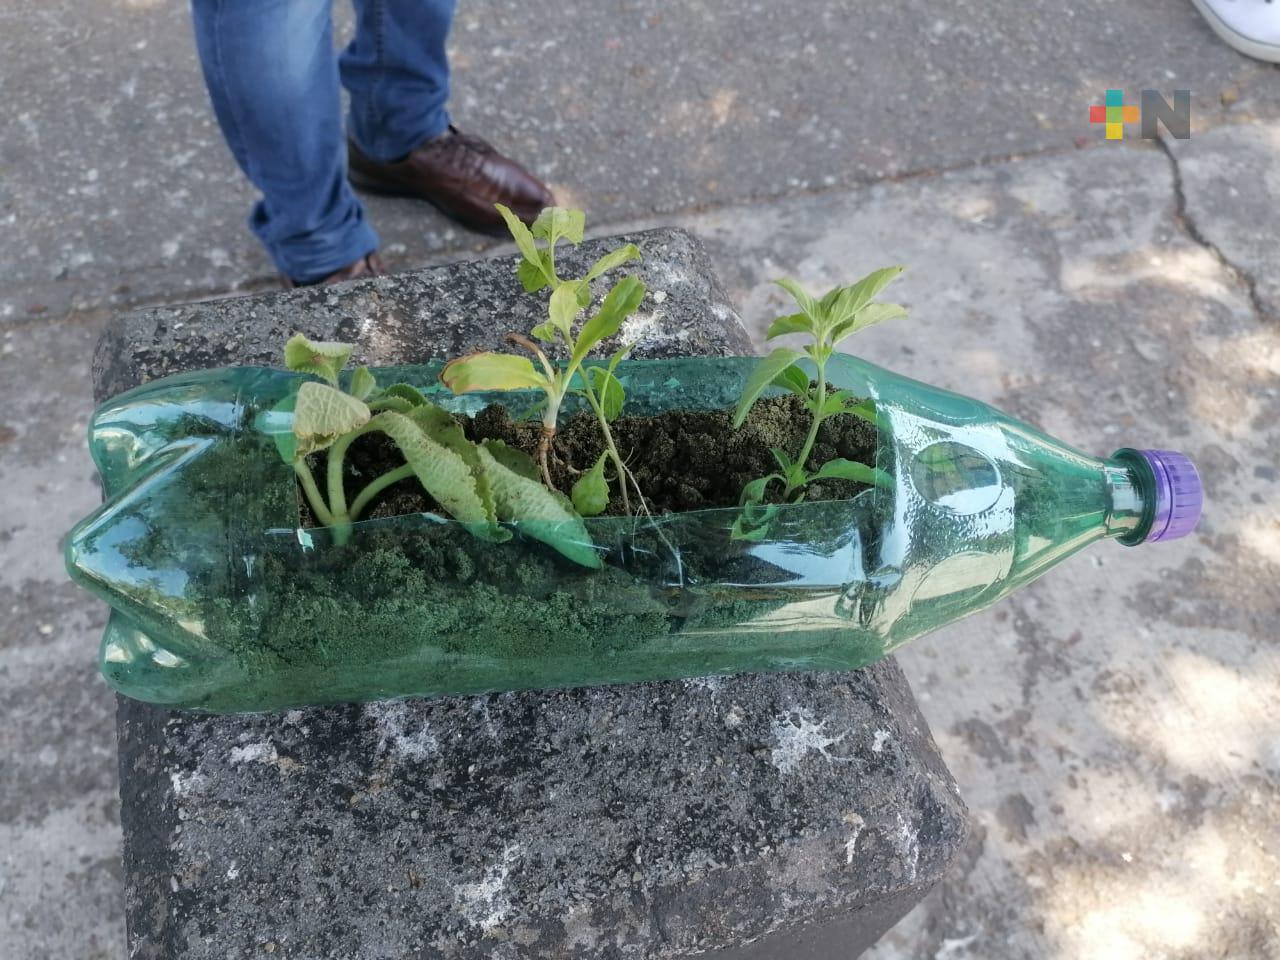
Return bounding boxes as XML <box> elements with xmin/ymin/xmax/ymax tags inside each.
<box><xmin>66</xmin><ymin>355</ymin><xmax>1201</xmax><ymax>713</ymax></box>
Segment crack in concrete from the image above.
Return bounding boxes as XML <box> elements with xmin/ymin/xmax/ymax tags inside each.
<box><xmin>1154</xmin><ymin>135</ymin><xmax>1272</xmax><ymax>323</ymax></box>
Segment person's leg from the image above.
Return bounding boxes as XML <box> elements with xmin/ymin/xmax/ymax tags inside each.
<box><xmin>191</xmin><ymin>0</ymin><xmax>379</xmax><ymax>283</ymax></box>
<box><xmin>341</xmin><ymin>0</ymin><xmax>458</xmax><ymax>163</ymax></box>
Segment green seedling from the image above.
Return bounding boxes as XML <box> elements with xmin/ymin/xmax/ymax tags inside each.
<box><xmin>278</xmin><ymin>333</ymin><xmax>599</xmax><ymax>567</ymax></box>
<box><xmin>440</xmin><ymin>205</ymin><xmax>646</xmax><ymax>516</ymax></box>
<box><xmin>731</xmin><ymin>268</ymin><xmax>906</xmax><ymax>538</ymax></box>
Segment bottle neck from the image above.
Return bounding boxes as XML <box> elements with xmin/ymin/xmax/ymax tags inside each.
<box><xmin>1103</xmin><ymin>457</ymin><xmax>1152</xmax><ymax>545</ymax></box>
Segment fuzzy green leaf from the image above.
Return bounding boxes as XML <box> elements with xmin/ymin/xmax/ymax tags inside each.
<box><xmin>829</xmin><ymin>302</ymin><xmax>908</xmax><ymax>347</ymax></box>
<box><xmin>770</xmin><ymin>447</ymin><xmax>794</xmax><ymax>473</ymax></box>
<box><xmin>349</xmin><ymin>366</ymin><xmax>377</xmax><ymax>401</ymax></box>
<box><xmin>585</xmin><ymin>365</ymin><xmax>625</xmax><ymax>420</ymax></box>
<box><xmin>379</xmin><ymin>383</ymin><xmax>429</xmax><ymax>406</ymax></box>
<box><xmin>365</xmin><ymin>395</ymin><xmax>415</xmax><ymax>414</ymax></box>
<box><xmin>584</xmin><ymin>243</ymin><xmax>642</xmax><ymax>282</ymax></box>
<box><xmin>477</xmin><ymin>441</ymin><xmax>601</xmax><ymax>568</ymax></box>
<box><xmin>812</xmin><ymin>458</ymin><xmax>892</xmax><ymax>490</ymax></box>
<box><xmin>530</xmin><ymin>207</ymin><xmax>585</xmax><ymax>247</ymax></box>
<box><xmin>292</xmin><ymin>381</ymin><xmax>371</xmax><ymax>458</ymax></box>
<box><xmin>549</xmin><ymin>281</ymin><xmax>583</xmax><ymax>333</ymax></box>
<box><xmin>441</xmin><ymin>352</ymin><xmax>550</xmax><ymax>394</ymax></box>
<box><xmin>496</xmin><ymin>203</ymin><xmax>541</xmax><ymax>265</ymax></box>
<box><xmin>284</xmin><ymin>333</ymin><xmax>354</xmax><ymax>386</ymax></box>
<box><xmin>571</xmin><ymin>453</ymin><xmax>610</xmax><ymax>516</ymax></box>
<box><xmin>518</xmin><ymin>256</ymin><xmax>551</xmax><ymax>293</ymax></box>
<box><xmin>774</xmin><ymin>278</ymin><xmax>819</xmax><ymax>321</ymax></box>
<box><xmin>732</xmin><ymin>347</ymin><xmax>805</xmax><ymax>428</ymax></box>
<box><xmin>370</xmin><ymin>410</ymin><xmax>507</xmax><ymax>540</ymax></box>
<box><xmin>572</xmin><ymin>276</ymin><xmax>646</xmax><ymax>365</ymax></box>
<box><xmin>765</xmin><ymin>312</ymin><xmax>814</xmax><ymax>340</ymax></box>
<box><xmin>771</xmin><ymin>363</ymin><xmax>811</xmax><ymax>398</ymax></box>
<box><xmin>531</xmin><ymin>322</ymin><xmax>558</xmax><ymax>343</ymax></box>
<box><xmin>407</xmin><ymin>404</ymin><xmax>502</xmax><ymax>530</ymax></box>
<box><xmin>480</xmin><ymin>438</ymin><xmax>541</xmax><ymax>482</ymax></box>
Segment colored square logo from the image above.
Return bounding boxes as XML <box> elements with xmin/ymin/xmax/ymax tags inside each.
<box><xmin>1090</xmin><ymin>90</ymin><xmax>1140</xmax><ymax>141</ymax></box>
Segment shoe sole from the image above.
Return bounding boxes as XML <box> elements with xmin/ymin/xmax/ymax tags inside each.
<box><xmin>347</xmin><ymin>169</ymin><xmax>521</xmax><ymax>238</ymax></box>
<box><xmin>1190</xmin><ymin>0</ymin><xmax>1280</xmax><ymax>63</ymax></box>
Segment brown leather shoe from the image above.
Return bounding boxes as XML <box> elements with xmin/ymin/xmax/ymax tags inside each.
<box><xmin>347</xmin><ymin>126</ymin><xmax>554</xmax><ymax>236</ymax></box>
<box><xmin>284</xmin><ymin>252</ymin><xmax>388</xmax><ymax>289</ymax></box>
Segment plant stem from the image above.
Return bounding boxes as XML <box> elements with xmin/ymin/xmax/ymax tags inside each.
<box><xmin>348</xmin><ymin>463</ymin><xmax>415</xmax><ymax>521</ymax></box>
<box><xmin>294</xmin><ymin>461</ymin><xmax>334</xmax><ymax>526</ymax></box>
<box><xmin>786</xmin><ymin>354</ymin><xmax>827</xmax><ymax>499</ymax></box>
<box><xmin>581</xmin><ymin>385</ymin><xmax>632</xmax><ymax>516</ymax></box>
<box><xmin>327</xmin><ymin>433</ymin><xmax>357</xmax><ymax>520</ymax></box>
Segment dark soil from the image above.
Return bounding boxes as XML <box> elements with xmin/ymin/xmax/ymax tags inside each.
<box><xmin>301</xmin><ymin>393</ymin><xmax>879</xmax><ymax>525</ymax></box>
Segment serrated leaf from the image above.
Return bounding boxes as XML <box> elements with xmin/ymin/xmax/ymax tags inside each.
<box><xmin>829</xmin><ymin>301</ymin><xmax>908</xmax><ymax>348</ymax></box>
<box><xmin>441</xmin><ymin>352</ymin><xmax>550</xmax><ymax>394</ymax></box>
<box><xmin>407</xmin><ymin>403</ymin><xmax>501</xmax><ymax>529</ymax></box>
<box><xmin>732</xmin><ymin>347</ymin><xmax>805</xmax><ymax>428</ymax></box>
<box><xmin>365</xmin><ymin>395</ymin><xmax>415</xmax><ymax>414</ymax></box>
<box><xmin>496</xmin><ymin>203</ymin><xmax>542</xmax><ymax>266</ymax></box>
<box><xmin>379</xmin><ymin>383</ymin><xmax>429</xmax><ymax>407</ymax></box>
<box><xmin>586</xmin><ymin>365</ymin><xmax>625</xmax><ymax>420</ymax></box>
<box><xmin>583</xmin><ymin>243</ymin><xmax>641</xmax><ymax>282</ymax></box>
<box><xmin>349</xmin><ymin>365</ymin><xmax>377</xmax><ymax>400</ymax></box>
<box><xmin>549</xmin><ymin>281</ymin><xmax>583</xmax><ymax>333</ymax></box>
<box><xmin>369</xmin><ymin>410</ymin><xmax>506</xmax><ymax>541</ymax></box>
<box><xmin>530</xmin><ymin>207</ymin><xmax>585</xmax><ymax>247</ymax></box>
<box><xmin>771</xmin><ymin>363</ymin><xmax>811</xmax><ymax>398</ymax></box>
<box><xmin>572</xmin><ymin>276</ymin><xmax>646</xmax><ymax>365</ymax></box>
<box><xmin>774</xmin><ymin>278</ymin><xmax>819</xmax><ymax>321</ymax></box>
<box><xmin>765</xmin><ymin>312</ymin><xmax>814</xmax><ymax>340</ymax></box>
<box><xmin>477</xmin><ymin>441</ymin><xmax>601</xmax><ymax>568</ymax></box>
<box><xmin>518</xmin><ymin>256</ymin><xmax>550</xmax><ymax>293</ymax></box>
<box><xmin>292</xmin><ymin>382</ymin><xmax>371</xmax><ymax>458</ymax></box>
<box><xmin>812</xmin><ymin>458</ymin><xmax>893</xmax><ymax>490</ymax></box>
<box><xmin>480</xmin><ymin>439</ymin><xmax>541</xmax><ymax>482</ymax></box>
<box><xmin>284</xmin><ymin>333</ymin><xmax>354</xmax><ymax>386</ymax></box>
<box><xmin>823</xmin><ymin>267</ymin><xmax>904</xmax><ymax>326</ymax></box>
<box><xmin>571</xmin><ymin>453</ymin><xmax>610</xmax><ymax>516</ymax></box>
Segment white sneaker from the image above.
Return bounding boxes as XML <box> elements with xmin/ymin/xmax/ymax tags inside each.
<box><xmin>1191</xmin><ymin>0</ymin><xmax>1280</xmax><ymax>62</ymax></box>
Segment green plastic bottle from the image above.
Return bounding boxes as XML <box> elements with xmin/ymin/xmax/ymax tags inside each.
<box><xmin>65</xmin><ymin>355</ymin><xmax>1202</xmax><ymax>713</ymax></box>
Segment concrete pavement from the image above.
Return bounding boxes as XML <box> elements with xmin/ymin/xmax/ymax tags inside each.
<box><xmin>2</xmin><ymin>1</ymin><xmax>1279</xmax><ymax>957</ymax></box>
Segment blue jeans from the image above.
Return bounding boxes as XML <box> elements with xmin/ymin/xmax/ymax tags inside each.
<box><xmin>191</xmin><ymin>0</ymin><xmax>457</xmax><ymax>283</ymax></box>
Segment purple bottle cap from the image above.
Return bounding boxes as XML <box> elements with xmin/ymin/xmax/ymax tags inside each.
<box><xmin>1119</xmin><ymin>449</ymin><xmax>1203</xmax><ymax>543</ymax></box>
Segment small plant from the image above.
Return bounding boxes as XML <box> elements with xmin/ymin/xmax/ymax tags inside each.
<box><xmin>731</xmin><ymin>268</ymin><xmax>905</xmax><ymax>537</ymax></box>
<box><xmin>441</xmin><ymin>205</ymin><xmax>647</xmax><ymax>516</ymax></box>
<box><xmin>278</xmin><ymin>333</ymin><xmax>600</xmax><ymax>567</ymax></box>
